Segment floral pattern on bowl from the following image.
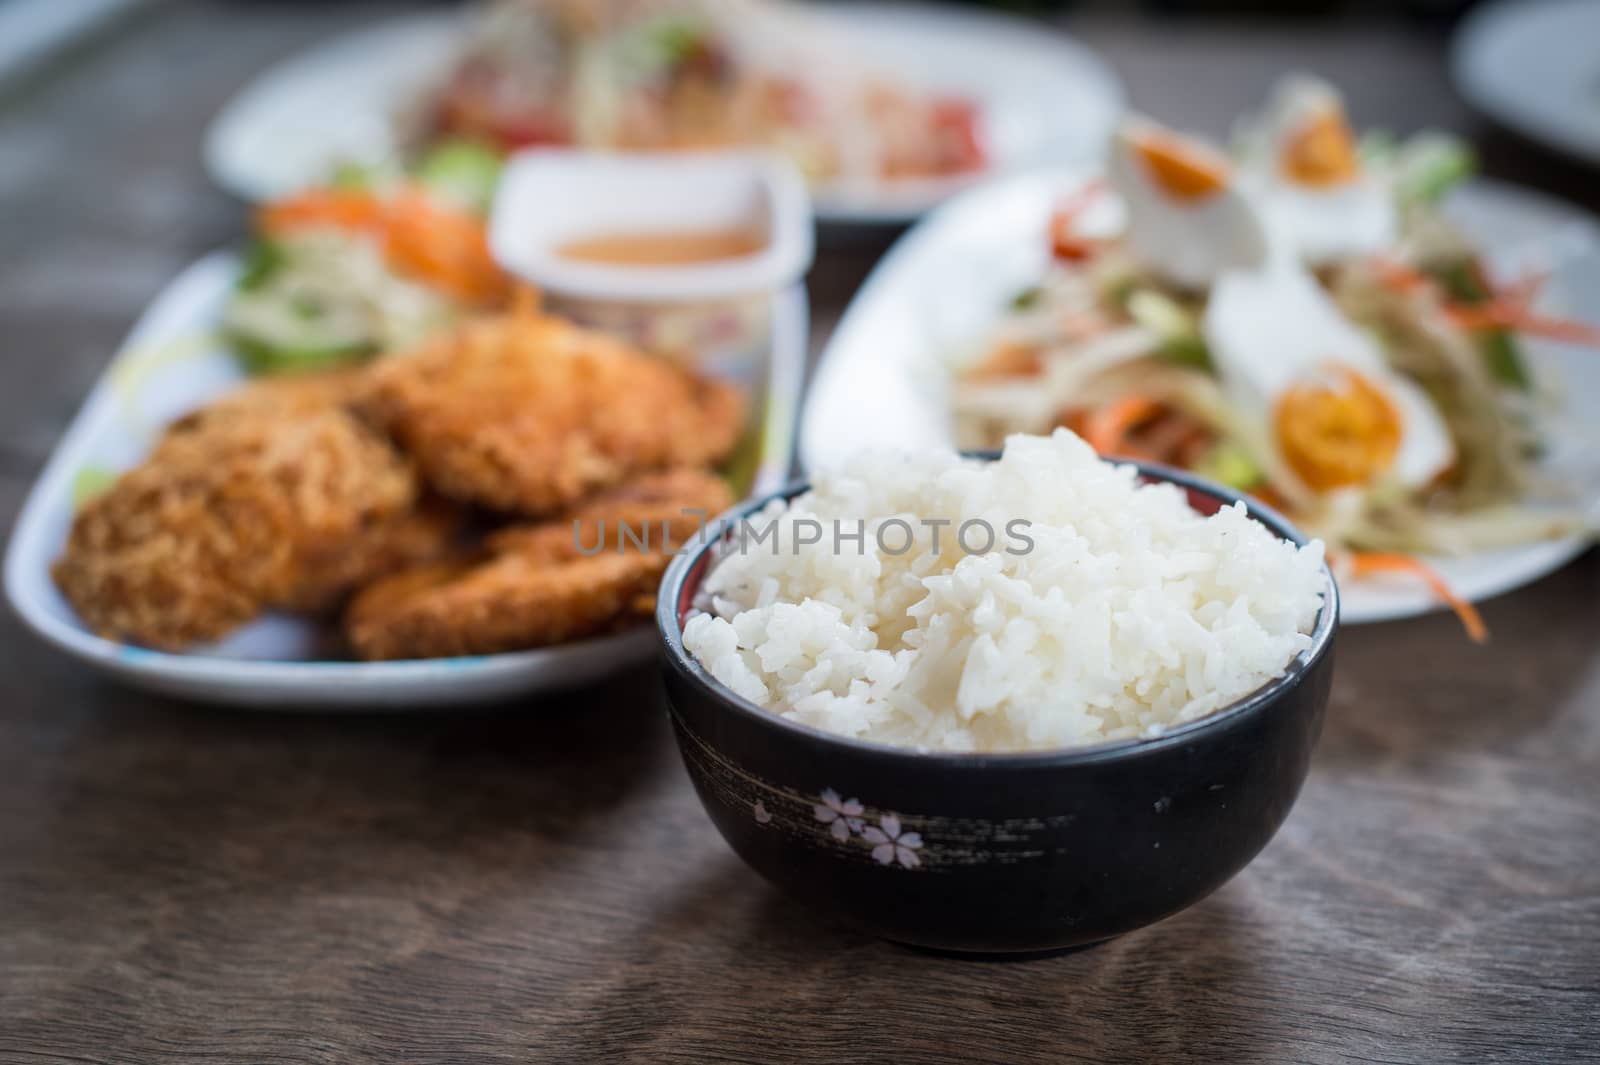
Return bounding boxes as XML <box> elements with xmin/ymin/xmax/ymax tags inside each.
<box><xmin>674</xmin><ymin>713</ymin><xmax>1106</xmax><ymax>872</ymax></box>
<box><xmin>812</xmin><ymin>789</ymin><xmax>924</xmax><ymax>868</ymax></box>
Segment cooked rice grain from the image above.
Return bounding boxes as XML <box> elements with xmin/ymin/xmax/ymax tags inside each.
<box><xmin>683</xmin><ymin>430</ymin><xmax>1326</xmax><ymax>753</ymax></box>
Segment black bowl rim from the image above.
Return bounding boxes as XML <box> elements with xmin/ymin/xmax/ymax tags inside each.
<box><xmin>656</xmin><ymin>455</ymin><xmax>1339</xmax><ymax>770</ymax></box>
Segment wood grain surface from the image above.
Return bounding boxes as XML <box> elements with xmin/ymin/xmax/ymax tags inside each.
<box><xmin>1</xmin><ymin>3</ymin><xmax>1597</xmax><ymax>1062</ymax></box>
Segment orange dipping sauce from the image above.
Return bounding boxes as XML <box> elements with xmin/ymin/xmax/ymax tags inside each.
<box><xmin>557</xmin><ymin>226</ymin><xmax>767</xmax><ymax>267</ymax></box>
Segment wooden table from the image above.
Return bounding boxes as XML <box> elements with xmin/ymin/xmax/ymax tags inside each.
<box><xmin>2</xmin><ymin>4</ymin><xmax>1596</xmax><ymax>1061</ymax></box>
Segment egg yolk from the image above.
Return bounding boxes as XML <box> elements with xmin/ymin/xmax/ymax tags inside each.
<box><xmin>1274</xmin><ymin>366</ymin><xmax>1401</xmax><ymax>490</ymax></box>
<box><xmin>1280</xmin><ymin>109</ymin><xmax>1359</xmax><ymax>187</ymax></box>
<box><xmin>1135</xmin><ymin>131</ymin><xmax>1229</xmax><ymax>202</ymax></box>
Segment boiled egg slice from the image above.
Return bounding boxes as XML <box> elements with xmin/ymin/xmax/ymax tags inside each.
<box><xmin>1203</xmin><ymin>263</ymin><xmax>1453</xmax><ymax>492</ymax></box>
<box><xmin>1247</xmin><ymin>76</ymin><xmax>1396</xmax><ymax>265</ymax></box>
<box><xmin>1107</xmin><ymin>115</ymin><xmax>1269</xmax><ymax>290</ymax></box>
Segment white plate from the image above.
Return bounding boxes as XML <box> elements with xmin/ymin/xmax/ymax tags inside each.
<box><xmin>4</xmin><ymin>252</ymin><xmax>806</xmax><ymax>708</ymax></box>
<box><xmin>1453</xmin><ymin>0</ymin><xmax>1600</xmax><ymax>168</ymax></box>
<box><xmin>203</xmin><ymin>4</ymin><xmax>1123</xmax><ymax>225</ymax></box>
<box><xmin>799</xmin><ymin>168</ymin><xmax>1600</xmax><ymax>625</ymax></box>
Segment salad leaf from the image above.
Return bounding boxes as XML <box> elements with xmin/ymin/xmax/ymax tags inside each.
<box><xmin>1359</xmin><ymin>128</ymin><xmax>1397</xmax><ymax>166</ymax></box>
<box><xmin>230</xmin><ymin>333</ymin><xmax>372</xmax><ymax>376</ymax></box>
<box><xmin>235</xmin><ymin>239</ymin><xmax>287</xmax><ymax>292</ymax></box>
<box><xmin>1126</xmin><ymin>288</ymin><xmax>1211</xmax><ymax>368</ymax></box>
<box><xmin>1009</xmin><ymin>285</ymin><xmax>1043</xmax><ymax>311</ymax></box>
<box><xmin>1194</xmin><ymin>441</ymin><xmax>1263</xmax><ymax>491</ymax></box>
<box><xmin>1428</xmin><ymin>257</ymin><xmax>1489</xmax><ymax>303</ymax></box>
<box><xmin>614</xmin><ymin>14</ymin><xmax>715</xmax><ymax>81</ymax></box>
<box><xmin>415</xmin><ymin>139</ymin><xmax>504</xmax><ymax>214</ymax></box>
<box><xmin>1426</xmin><ymin>256</ymin><xmax>1532</xmax><ymax>391</ymax></box>
<box><xmin>329</xmin><ymin>159</ymin><xmax>397</xmax><ymax>191</ymax></box>
<box><xmin>1394</xmin><ymin>133</ymin><xmax>1476</xmax><ymax>206</ymax></box>
<box><xmin>71</xmin><ymin>466</ymin><xmax>117</xmax><ymax>508</ymax></box>
<box><xmin>1480</xmin><ymin>329</ymin><xmax>1531</xmax><ymax>391</ymax></box>
<box><xmin>651</xmin><ymin>16</ymin><xmax>709</xmax><ymax>66</ymax></box>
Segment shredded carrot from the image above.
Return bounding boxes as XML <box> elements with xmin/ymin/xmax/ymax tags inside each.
<box><xmin>1444</xmin><ymin>302</ymin><xmax>1600</xmax><ymax>347</ymax></box>
<box><xmin>383</xmin><ymin>190</ymin><xmax>507</xmax><ymax>306</ymax></box>
<box><xmin>257</xmin><ymin>189</ymin><xmax>388</xmax><ymax>236</ymax></box>
<box><xmin>1049</xmin><ymin>228</ymin><xmax>1099</xmax><ymax>262</ymax></box>
<box><xmin>1368</xmin><ymin>256</ymin><xmax>1435</xmax><ymax>295</ymax></box>
<box><xmin>1084</xmin><ymin>395</ymin><xmax>1160</xmax><ymax>457</ymax></box>
<box><xmin>1137</xmin><ymin>416</ymin><xmax>1207</xmax><ymax>468</ymax></box>
<box><xmin>1058</xmin><ymin>177</ymin><xmax>1109</xmax><ymax>217</ymax></box>
<box><xmin>1344</xmin><ymin>552</ymin><xmax>1488</xmax><ymax>643</ymax></box>
<box><xmin>1370</xmin><ymin>256</ymin><xmax>1599</xmax><ymax>348</ymax></box>
<box><xmin>1058</xmin><ymin>409</ymin><xmax>1092</xmax><ymax>438</ymax></box>
<box><xmin>966</xmin><ymin>341</ymin><xmax>1043</xmax><ymax>381</ymax></box>
<box><xmin>1048</xmin><ymin>179</ymin><xmax>1109</xmax><ymax>261</ymax></box>
<box><xmin>1250</xmin><ymin>484</ymin><xmax>1293</xmax><ymax>515</ymax></box>
<box><xmin>260</xmin><ymin>185</ymin><xmax>507</xmax><ymax>307</ymax></box>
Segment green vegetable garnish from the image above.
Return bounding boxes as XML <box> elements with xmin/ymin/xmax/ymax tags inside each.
<box><xmin>1194</xmin><ymin>441</ymin><xmax>1263</xmax><ymax>491</ymax></box>
<box><xmin>613</xmin><ymin>14</ymin><xmax>714</xmax><ymax>81</ymax></box>
<box><xmin>1426</xmin><ymin>256</ymin><xmax>1532</xmax><ymax>390</ymax></box>
<box><xmin>1427</xmin><ymin>257</ymin><xmax>1489</xmax><ymax>304</ymax></box>
<box><xmin>719</xmin><ymin>394</ymin><xmax>768</xmax><ymax>500</ymax></box>
<box><xmin>1394</xmin><ymin>133</ymin><xmax>1476</xmax><ymax>206</ymax></box>
<box><xmin>230</xmin><ymin>334</ymin><xmax>372</xmax><ymax>376</ymax></box>
<box><xmin>1359</xmin><ymin>128</ymin><xmax>1397</xmax><ymax>165</ymax></box>
<box><xmin>70</xmin><ymin>466</ymin><xmax>117</xmax><ymax>508</ymax></box>
<box><xmin>1010</xmin><ymin>285</ymin><xmax>1043</xmax><ymax>311</ymax></box>
<box><xmin>1480</xmin><ymin>329</ymin><xmax>1531</xmax><ymax>390</ymax></box>
<box><xmin>416</xmin><ymin>139</ymin><xmax>504</xmax><ymax>214</ymax></box>
<box><xmin>235</xmin><ymin>240</ymin><xmax>287</xmax><ymax>292</ymax></box>
<box><xmin>329</xmin><ymin>160</ymin><xmax>386</xmax><ymax>191</ymax></box>
<box><xmin>1126</xmin><ymin>288</ymin><xmax>1211</xmax><ymax>368</ymax></box>
<box><xmin>1103</xmin><ymin>274</ymin><xmax>1141</xmax><ymax>310</ymax></box>
<box><xmin>649</xmin><ymin>15</ymin><xmax>711</xmax><ymax>66</ymax></box>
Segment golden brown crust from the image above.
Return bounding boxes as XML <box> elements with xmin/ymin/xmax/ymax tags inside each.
<box><xmin>52</xmin><ymin>372</ymin><xmax>421</xmax><ymax>649</ymax></box>
<box><xmin>344</xmin><ymin>552</ymin><xmax>665</xmax><ymax>660</ymax></box>
<box><xmin>488</xmin><ymin>467</ymin><xmax>735</xmax><ymax>563</ymax></box>
<box><xmin>276</xmin><ymin>496</ymin><xmax>468</xmax><ymax>615</ymax></box>
<box><xmin>357</xmin><ymin>312</ymin><xmax>746</xmax><ymax>516</ymax></box>
<box><xmin>344</xmin><ymin>469</ymin><xmax>733</xmax><ymax>660</ymax></box>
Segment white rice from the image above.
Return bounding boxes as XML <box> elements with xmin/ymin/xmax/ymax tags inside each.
<box><xmin>682</xmin><ymin>430</ymin><xmax>1327</xmax><ymax>753</ymax></box>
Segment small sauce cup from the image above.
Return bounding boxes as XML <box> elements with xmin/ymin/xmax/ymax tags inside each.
<box><xmin>489</xmin><ymin>149</ymin><xmax>814</xmax><ymax>384</ymax></box>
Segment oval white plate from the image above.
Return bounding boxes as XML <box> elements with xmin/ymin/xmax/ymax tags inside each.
<box><xmin>1453</xmin><ymin>0</ymin><xmax>1600</xmax><ymax>168</ymax></box>
<box><xmin>800</xmin><ymin>168</ymin><xmax>1600</xmax><ymax>625</ymax></box>
<box><xmin>203</xmin><ymin>4</ymin><xmax>1123</xmax><ymax>225</ymax></box>
<box><xmin>4</xmin><ymin>252</ymin><xmax>806</xmax><ymax>708</ymax></box>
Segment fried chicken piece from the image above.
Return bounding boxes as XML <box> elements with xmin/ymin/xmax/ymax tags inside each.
<box><xmin>358</xmin><ymin>311</ymin><xmax>746</xmax><ymax>515</ymax></box>
<box><xmin>345</xmin><ymin>468</ymin><xmax>733</xmax><ymax>660</ymax></box>
<box><xmin>53</xmin><ymin>372</ymin><xmax>424</xmax><ymax>648</ymax></box>
<box><xmin>486</xmin><ymin>466</ymin><xmax>735</xmax><ymax>563</ymax></box>
<box><xmin>277</xmin><ymin>495</ymin><xmax>468</xmax><ymax>615</ymax></box>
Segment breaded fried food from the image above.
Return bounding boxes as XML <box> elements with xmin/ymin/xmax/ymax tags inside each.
<box><xmin>358</xmin><ymin>311</ymin><xmax>746</xmax><ymax>515</ymax></box>
<box><xmin>276</xmin><ymin>495</ymin><xmax>467</xmax><ymax>615</ymax></box>
<box><xmin>52</xmin><ymin>372</ymin><xmax>429</xmax><ymax>648</ymax></box>
<box><xmin>345</xmin><ymin>468</ymin><xmax>733</xmax><ymax>660</ymax></box>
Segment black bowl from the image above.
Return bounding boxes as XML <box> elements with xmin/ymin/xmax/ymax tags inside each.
<box><xmin>656</xmin><ymin>461</ymin><xmax>1338</xmax><ymax>956</ymax></box>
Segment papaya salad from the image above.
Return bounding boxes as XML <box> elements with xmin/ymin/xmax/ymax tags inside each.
<box><xmin>416</xmin><ymin>0</ymin><xmax>985</xmax><ymax>186</ymax></box>
<box><xmin>953</xmin><ymin>76</ymin><xmax>1600</xmax><ymax>640</ymax></box>
<box><xmin>223</xmin><ymin>141</ymin><xmax>509</xmax><ymax>373</ymax></box>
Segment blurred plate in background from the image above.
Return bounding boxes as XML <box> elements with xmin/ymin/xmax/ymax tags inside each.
<box><xmin>204</xmin><ymin>4</ymin><xmax>1123</xmax><ymax>225</ymax></box>
<box><xmin>800</xmin><ymin>168</ymin><xmax>1600</xmax><ymax>626</ymax></box>
<box><xmin>1453</xmin><ymin>0</ymin><xmax>1600</xmax><ymax>167</ymax></box>
<box><xmin>5</xmin><ymin>254</ymin><xmax>806</xmax><ymax>709</ymax></box>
